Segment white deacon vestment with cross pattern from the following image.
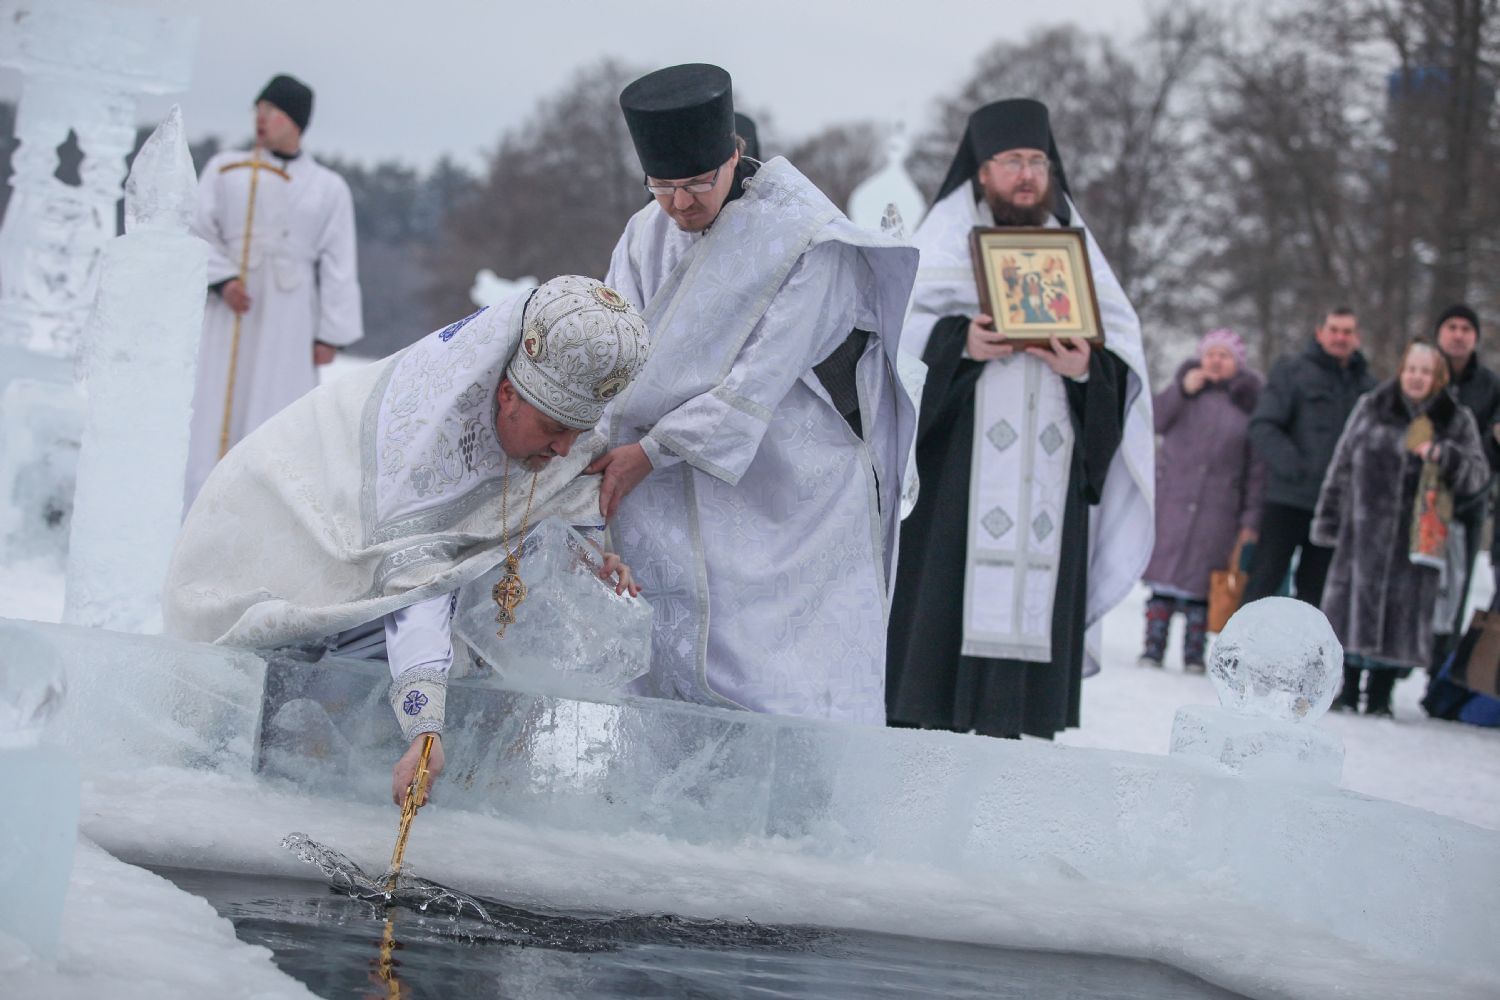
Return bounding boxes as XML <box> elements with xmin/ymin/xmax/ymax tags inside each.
<box><xmin>603</xmin><ymin>157</ymin><xmax>919</xmax><ymax>725</ymax></box>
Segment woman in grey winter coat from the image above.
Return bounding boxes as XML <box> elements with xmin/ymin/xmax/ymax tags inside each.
<box><xmin>1313</xmin><ymin>340</ymin><xmax>1489</xmax><ymax>716</ymax></box>
<box><xmin>1142</xmin><ymin>329</ymin><xmax>1265</xmax><ymax>670</ymax></box>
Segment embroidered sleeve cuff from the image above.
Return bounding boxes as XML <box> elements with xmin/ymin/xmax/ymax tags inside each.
<box><xmin>389</xmin><ymin>667</ymin><xmax>447</xmax><ymax>743</ymax></box>
<box><xmin>639</xmin><ymin>434</ymin><xmax>683</xmax><ymax>471</ymax></box>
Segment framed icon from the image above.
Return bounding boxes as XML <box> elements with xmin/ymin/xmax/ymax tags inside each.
<box><xmin>969</xmin><ymin>226</ymin><xmax>1104</xmax><ymax>343</ymax></box>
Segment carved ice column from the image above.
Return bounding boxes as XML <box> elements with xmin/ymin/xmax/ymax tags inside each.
<box><xmin>63</xmin><ymin>107</ymin><xmax>206</xmax><ymax>633</ymax></box>
<box><xmin>0</xmin><ymin>1</ymin><xmax>196</xmax><ymax>567</ymax></box>
<box><xmin>0</xmin><ymin>0</ymin><xmax>196</xmax><ymax>358</ymax></box>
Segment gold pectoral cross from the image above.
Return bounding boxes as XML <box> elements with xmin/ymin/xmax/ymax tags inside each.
<box><xmin>491</xmin><ymin>555</ymin><xmax>528</xmax><ymax>638</ymax></box>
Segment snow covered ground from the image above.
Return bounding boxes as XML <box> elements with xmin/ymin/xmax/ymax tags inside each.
<box><xmin>5</xmin><ymin>837</ymin><xmax>315</xmax><ymax>1000</ymax></box>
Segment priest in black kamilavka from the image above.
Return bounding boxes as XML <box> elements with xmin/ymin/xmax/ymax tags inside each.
<box><xmin>886</xmin><ymin>99</ymin><xmax>1155</xmax><ymax>739</ymax></box>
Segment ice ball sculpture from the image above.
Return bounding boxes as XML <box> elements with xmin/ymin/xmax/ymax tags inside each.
<box><xmin>1208</xmin><ymin>597</ymin><xmax>1342</xmax><ymax>722</ymax></box>
<box><xmin>1171</xmin><ymin>598</ymin><xmax>1345</xmax><ymax>784</ymax></box>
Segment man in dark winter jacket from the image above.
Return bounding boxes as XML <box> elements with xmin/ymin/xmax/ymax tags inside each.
<box><xmin>1244</xmin><ymin>307</ymin><xmax>1377</xmax><ymax>605</ymax></box>
<box><xmin>1432</xmin><ymin>304</ymin><xmax>1500</xmax><ymax>665</ymax></box>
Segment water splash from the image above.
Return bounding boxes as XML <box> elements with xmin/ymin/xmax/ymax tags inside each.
<box><xmin>280</xmin><ymin>832</ymin><xmax>819</xmax><ymax>954</ymax></box>
<box><xmin>280</xmin><ymin>833</ymin><xmax>492</xmax><ymax>920</ymax></box>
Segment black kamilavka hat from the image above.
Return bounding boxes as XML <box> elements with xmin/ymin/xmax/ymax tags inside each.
<box><xmin>933</xmin><ymin>98</ymin><xmax>1071</xmax><ymax>220</ymax></box>
<box><xmin>620</xmin><ymin>64</ymin><xmax>736</xmax><ymax>180</ymax></box>
<box><xmin>256</xmin><ymin>74</ymin><xmax>314</xmax><ymax>132</ymax></box>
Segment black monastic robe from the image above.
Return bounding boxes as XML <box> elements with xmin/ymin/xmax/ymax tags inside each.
<box><xmin>886</xmin><ymin>317</ymin><xmax>1128</xmax><ymax>739</ymax></box>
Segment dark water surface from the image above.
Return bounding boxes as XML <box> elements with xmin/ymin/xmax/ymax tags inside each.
<box><xmin>156</xmin><ymin>866</ymin><xmax>1249</xmax><ymax>999</ymax></box>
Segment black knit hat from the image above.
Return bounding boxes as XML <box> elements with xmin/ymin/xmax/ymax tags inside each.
<box><xmin>256</xmin><ymin>74</ymin><xmax>314</xmax><ymax>132</ymax></box>
<box><xmin>1436</xmin><ymin>303</ymin><xmax>1481</xmax><ymax>338</ymax></box>
<box><xmin>620</xmin><ymin>64</ymin><xmax>735</xmax><ymax>179</ymax></box>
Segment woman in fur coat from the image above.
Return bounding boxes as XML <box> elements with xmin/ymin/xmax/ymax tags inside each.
<box><xmin>1312</xmin><ymin>340</ymin><xmax>1489</xmax><ymax>716</ymax></box>
<box><xmin>1141</xmin><ymin>329</ymin><xmax>1265</xmax><ymax>671</ymax></box>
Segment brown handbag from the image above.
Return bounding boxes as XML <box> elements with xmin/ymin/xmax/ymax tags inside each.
<box><xmin>1452</xmin><ymin>609</ymin><xmax>1500</xmax><ymax>698</ymax></box>
<box><xmin>1208</xmin><ymin>540</ymin><xmax>1247</xmax><ymax>634</ymax></box>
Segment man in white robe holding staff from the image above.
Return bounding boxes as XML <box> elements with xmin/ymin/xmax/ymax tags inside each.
<box><xmin>590</xmin><ymin>63</ymin><xmax>920</xmax><ymax>725</ymax></box>
<box><xmin>185</xmin><ymin>73</ymin><xmax>364</xmax><ymax>506</ymax></box>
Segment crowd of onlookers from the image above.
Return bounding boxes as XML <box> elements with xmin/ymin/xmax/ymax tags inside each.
<box><xmin>1143</xmin><ymin>304</ymin><xmax>1500</xmax><ymax>725</ymax></box>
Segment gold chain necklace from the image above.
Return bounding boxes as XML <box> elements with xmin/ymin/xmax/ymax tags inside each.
<box><xmin>492</xmin><ymin>457</ymin><xmax>540</xmax><ymax>638</ymax></box>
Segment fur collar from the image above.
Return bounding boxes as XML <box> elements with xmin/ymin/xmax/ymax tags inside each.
<box><xmin>1371</xmin><ymin>378</ymin><xmax>1460</xmax><ymax>430</ymax></box>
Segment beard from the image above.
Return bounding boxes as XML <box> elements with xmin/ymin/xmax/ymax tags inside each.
<box><xmin>984</xmin><ymin>183</ymin><xmax>1053</xmax><ymax>227</ymax></box>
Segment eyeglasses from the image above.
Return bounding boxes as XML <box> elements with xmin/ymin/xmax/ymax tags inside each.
<box><xmin>644</xmin><ymin>164</ymin><xmax>721</xmax><ymax>197</ymax></box>
<box><xmin>989</xmin><ymin>155</ymin><xmax>1051</xmax><ymax>177</ymax></box>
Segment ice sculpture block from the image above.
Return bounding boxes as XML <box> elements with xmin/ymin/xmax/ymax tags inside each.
<box><xmin>257</xmin><ymin>651</ymin><xmax>803</xmax><ymax>836</ymax></box>
<box><xmin>1171</xmin><ymin>597</ymin><xmax>1344</xmax><ymax>783</ymax></box>
<box><xmin>247</xmin><ymin>649</ymin><xmax>1500</xmax><ymax>982</ymax></box>
<box><xmin>63</xmin><ymin>106</ymin><xmax>207</xmax><ymax>632</ymax></box>
<box><xmin>4</xmin><ymin>615</ymin><xmax>1498</xmax><ymax>980</ymax></box>
<box><xmin>0</xmin><ymin>628</ymin><xmax>79</xmax><ymax>962</ymax></box>
<box><xmin>0</xmin><ymin>618</ymin><xmax>265</xmax><ymax>774</ymax></box>
<box><xmin>451</xmin><ymin>517</ymin><xmax>652</xmax><ymax>700</ymax></box>
<box><xmin>0</xmin><ymin>628</ymin><xmax>66</xmax><ymax>743</ymax></box>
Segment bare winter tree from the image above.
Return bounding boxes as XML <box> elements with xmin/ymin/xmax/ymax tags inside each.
<box><xmin>425</xmin><ymin>59</ymin><xmax>644</xmax><ymax>319</ymax></box>
<box><xmin>1370</xmin><ymin>0</ymin><xmax>1500</xmax><ymax>320</ymax></box>
<box><xmin>1194</xmin><ymin>5</ymin><xmax>1382</xmax><ymax>369</ymax></box>
<box><xmin>783</xmin><ymin>120</ymin><xmax>888</xmax><ymax>211</ymax></box>
<box><xmin>0</xmin><ymin>101</ymin><xmax>13</xmax><ymax>225</ymax></box>
<box><xmin>1197</xmin><ymin>0</ymin><xmax>1498</xmax><ymax>373</ymax></box>
<box><xmin>321</xmin><ymin>155</ymin><xmax>477</xmax><ymax>358</ymax></box>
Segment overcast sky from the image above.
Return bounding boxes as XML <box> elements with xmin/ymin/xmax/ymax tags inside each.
<box><xmin>3</xmin><ymin>0</ymin><xmax>1153</xmax><ymax>171</ymax></box>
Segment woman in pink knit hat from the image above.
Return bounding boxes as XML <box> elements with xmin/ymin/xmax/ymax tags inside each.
<box><xmin>1141</xmin><ymin>329</ymin><xmax>1265</xmax><ymax>671</ymax></box>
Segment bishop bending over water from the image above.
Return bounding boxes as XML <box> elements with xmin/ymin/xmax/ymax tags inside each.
<box><xmin>164</xmin><ymin>275</ymin><xmax>649</xmax><ymax>805</ymax></box>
